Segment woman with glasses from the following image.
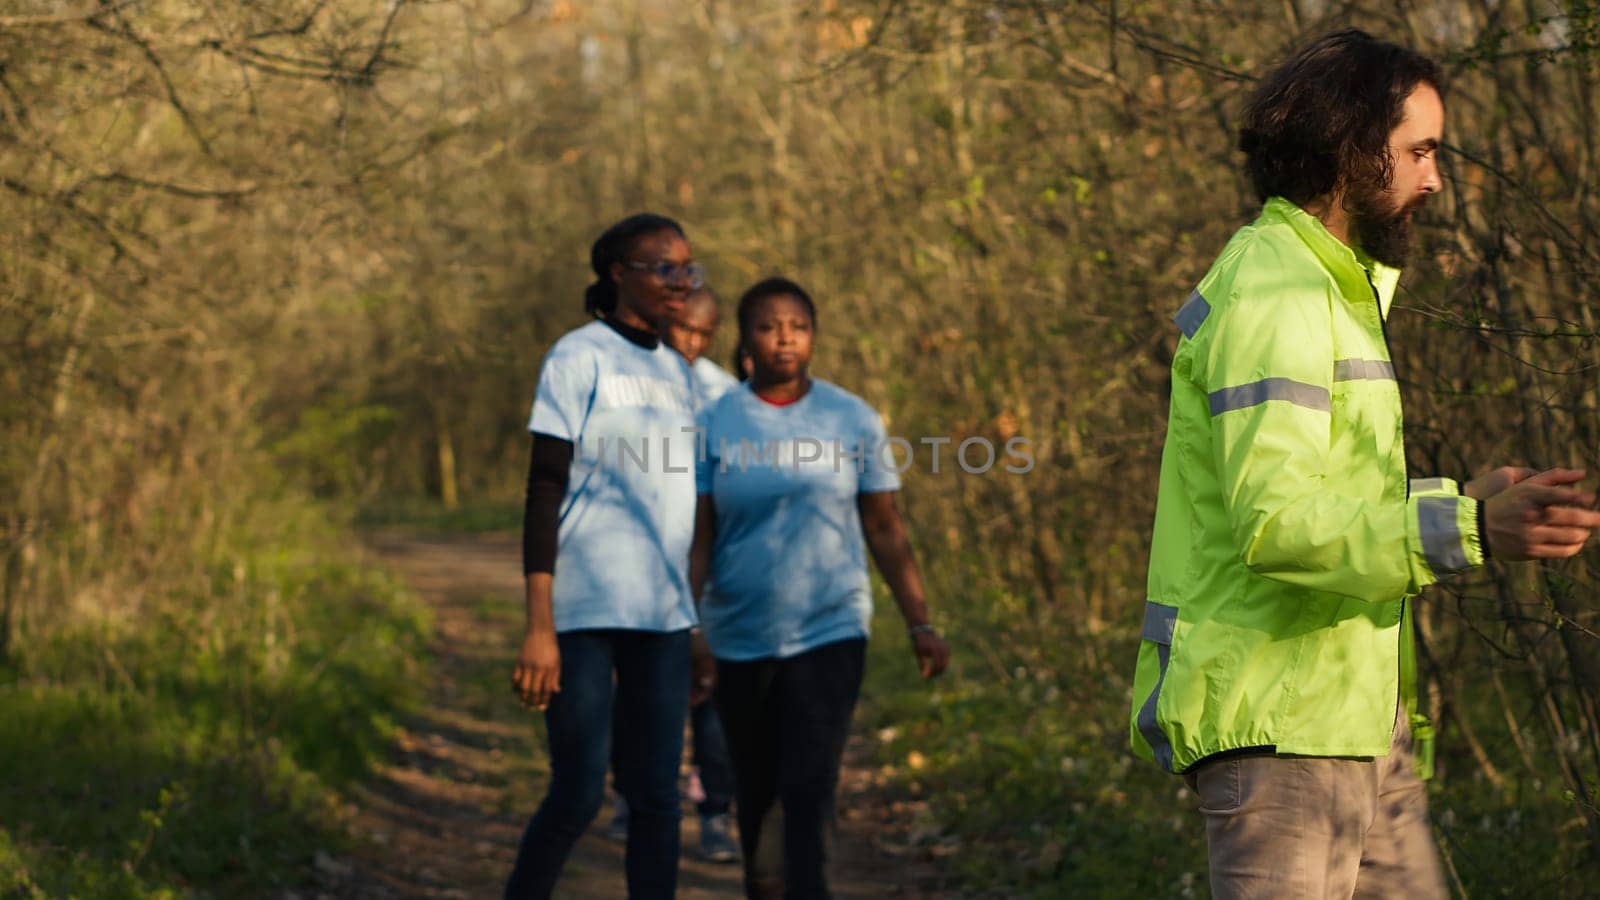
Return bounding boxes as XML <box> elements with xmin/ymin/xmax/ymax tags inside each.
<box><xmin>690</xmin><ymin>277</ymin><xmax>951</xmax><ymax>899</ymax></box>
<box><xmin>506</xmin><ymin>213</ymin><xmax>714</xmax><ymax>899</ymax></box>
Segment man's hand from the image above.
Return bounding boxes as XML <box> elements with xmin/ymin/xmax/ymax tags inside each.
<box><xmin>1464</xmin><ymin>466</ymin><xmax>1538</xmax><ymax>501</ymax></box>
<box><xmin>1482</xmin><ymin>468</ymin><xmax>1600</xmax><ymax>561</ymax></box>
<box><xmin>689</xmin><ymin>629</ymin><xmax>716</xmax><ymax>707</ymax></box>
<box><xmin>512</xmin><ymin>628</ymin><xmax>561</xmax><ymax>711</ymax></box>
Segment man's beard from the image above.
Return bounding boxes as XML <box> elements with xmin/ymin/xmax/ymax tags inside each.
<box><xmin>1346</xmin><ymin>177</ymin><xmax>1424</xmax><ymax>268</ymax></box>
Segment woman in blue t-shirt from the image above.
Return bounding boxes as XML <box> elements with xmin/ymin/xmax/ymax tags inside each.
<box><xmin>506</xmin><ymin>213</ymin><xmax>715</xmax><ymax>899</ymax></box>
<box><xmin>689</xmin><ymin>277</ymin><xmax>951</xmax><ymax>899</ymax></box>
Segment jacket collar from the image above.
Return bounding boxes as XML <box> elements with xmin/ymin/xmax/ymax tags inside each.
<box><xmin>1263</xmin><ymin>197</ymin><xmax>1401</xmax><ymax>320</ymax></box>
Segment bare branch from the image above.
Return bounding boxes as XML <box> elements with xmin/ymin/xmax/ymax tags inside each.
<box><xmin>0</xmin><ymin>0</ymin><xmax>140</xmax><ymax>29</ymax></box>
<box><xmin>89</xmin><ymin>10</ymin><xmax>219</xmax><ymax>162</ymax></box>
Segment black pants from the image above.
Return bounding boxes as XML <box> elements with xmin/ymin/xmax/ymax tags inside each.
<box><xmin>714</xmin><ymin>638</ymin><xmax>867</xmax><ymax>900</ymax></box>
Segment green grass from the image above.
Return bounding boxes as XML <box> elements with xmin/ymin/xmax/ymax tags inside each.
<box><xmin>0</xmin><ymin>517</ymin><xmax>429</xmax><ymax>898</ymax></box>
<box><xmin>856</xmin><ymin>599</ymin><xmax>1209</xmax><ymax>898</ymax></box>
<box><xmin>855</xmin><ymin>587</ymin><xmax>1600</xmax><ymax>898</ymax></box>
<box><xmin>346</xmin><ymin>501</ymin><xmax>1600</xmax><ymax>898</ymax></box>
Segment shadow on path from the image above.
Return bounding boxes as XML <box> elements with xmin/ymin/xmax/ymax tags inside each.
<box><xmin>314</xmin><ymin>529</ymin><xmax>947</xmax><ymax>899</ymax></box>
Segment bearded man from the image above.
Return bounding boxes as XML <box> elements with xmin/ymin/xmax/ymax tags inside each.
<box><xmin>1129</xmin><ymin>29</ymin><xmax>1600</xmax><ymax>899</ymax></box>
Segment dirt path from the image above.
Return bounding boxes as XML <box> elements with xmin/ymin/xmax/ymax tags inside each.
<box><xmin>314</xmin><ymin>529</ymin><xmax>950</xmax><ymax>899</ymax></box>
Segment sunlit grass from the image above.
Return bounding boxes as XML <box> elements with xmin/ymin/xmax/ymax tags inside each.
<box><xmin>855</xmin><ymin>594</ymin><xmax>1209</xmax><ymax>898</ymax></box>
<box><xmin>0</xmin><ymin>514</ymin><xmax>429</xmax><ymax>898</ymax></box>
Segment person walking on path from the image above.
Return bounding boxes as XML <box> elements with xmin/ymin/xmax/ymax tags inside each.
<box><xmin>1129</xmin><ymin>29</ymin><xmax>1600</xmax><ymax>899</ymax></box>
<box><xmin>689</xmin><ymin>277</ymin><xmax>951</xmax><ymax>899</ymax></box>
<box><xmin>669</xmin><ymin>287</ymin><xmax>742</xmax><ymax>410</ymax></box>
<box><xmin>606</xmin><ymin>286</ymin><xmax>743</xmax><ymax>865</ymax></box>
<box><xmin>506</xmin><ymin>213</ymin><xmax>715</xmax><ymax>900</ymax></box>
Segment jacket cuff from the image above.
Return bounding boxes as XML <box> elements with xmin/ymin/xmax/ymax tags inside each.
<box><xmin>1409</xmin><ymin>477</ymin><xmax>1460</xmax><ymax>497</ymax></box>
<box><xmin>1412</xmin><ymin>493</ymin><xmax>1483</xmax><ymax>579</ymax></box>
<box><xmin>1476</xmin><ymin>499</ymin><xmax>1490</xmax><ymax>562</ymax></box>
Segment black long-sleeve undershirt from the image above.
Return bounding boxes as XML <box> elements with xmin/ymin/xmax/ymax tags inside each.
<box><xmin>523</xmin><ymin>433</ymin><xmax>574</xmax><ymax>576</ymax></box>
<box><xmin>603</xmin><ymin>314</ymin><xmax>659</xmax><ymax>349</ymax></box>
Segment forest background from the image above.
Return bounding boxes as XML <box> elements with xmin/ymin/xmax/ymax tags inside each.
<box><xmin>3</xmin><ymin>0</ymin><xmax>1600</xmax><ymax>896</ymax></box>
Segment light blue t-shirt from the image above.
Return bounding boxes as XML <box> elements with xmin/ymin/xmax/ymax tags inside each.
<box><xmin>528</xmin><ymin>320</ymin><xmax>700</xmax><ymax>633</ymax></box>
<box><xmin>691</xmin><ymin>356</ymin><xmax>740</xmax><ymax>408</ymax></box>
<box><xmin>695</xmin><ymin>379</ymin><xmax>901</xmax><ymax>660</ymax></box>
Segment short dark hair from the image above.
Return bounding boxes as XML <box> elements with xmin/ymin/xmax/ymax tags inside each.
<box><xmin>735</xmin><ymin>277</ymin><xmax>817</xmax><ymax>346</ymax></box>
<box><xmin>1239</xmin><ymin>29</ymin><xmax>1443</xmax><ymax>205</ymax></box>
<box><xmin>684</xmin><ymin>286</ymin><xmax>719</xmax><ymax>315</ymax></box>
<box><xmin>584</xmin><ymin>213</ymin><xmax>686</xmax><ymax>318</ymax></box>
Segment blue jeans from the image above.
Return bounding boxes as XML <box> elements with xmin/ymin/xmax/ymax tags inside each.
<box><xmin>610</xmin><ymin>688</ymin><xmax>735</xmax><ymax>818</ymax></box>
<box><xmin>505</xmin><ymin>628</ymin><xmax>691</xmax><ymax>899</ymax></box>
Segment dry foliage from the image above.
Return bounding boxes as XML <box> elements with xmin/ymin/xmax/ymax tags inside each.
<box><xmin>4</xmin><ymin>0</ymin><xmax>1599</xmax><ymax>889</ymax></box>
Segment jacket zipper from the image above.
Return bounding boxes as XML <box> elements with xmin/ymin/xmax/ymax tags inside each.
<box><xmin>1368</xmin><ymin>269</ymin><xmax>1417</xmax><ymax>745</ymax></box>
<box><xmin>1366</xmin><ymin>270</ymin><xmax>1406</xmax><ymax>495</ymax></box>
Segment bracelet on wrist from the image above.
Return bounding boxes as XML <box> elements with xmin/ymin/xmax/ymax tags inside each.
<box><xmin>907</xmin><ymin>623</ymin><xmax>938</xmax><ymax>638</ymax></box>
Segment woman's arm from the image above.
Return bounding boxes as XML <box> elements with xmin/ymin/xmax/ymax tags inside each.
<box><xmin>515</xmin><ymin>574</ymin><xmax>561</xmax><ymax>710</ymax></box>
<box><xmin>689</xmin><ymin>493</ymin><xmax>717</xmax><ymax>602</ymax></box>
<box><xmin>687</xmin><ymin>493</ymin><xmax>718</xmax><ymax>705</ymax></box>
<box><xmin>858</xmin><ymin>490</ymin><xmax>949</xmax><ymax>678</ymax></box>
<box><xmin>512</xmin><ymin>433</ymin><xmax>571</xmax><ymax>711</ymax></box>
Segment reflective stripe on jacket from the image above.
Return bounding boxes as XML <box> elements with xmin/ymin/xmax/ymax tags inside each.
<box><xmin>1130</xmin><ymin>197</ymin><xmax>1482</xmax><ymax>773</ymax></box>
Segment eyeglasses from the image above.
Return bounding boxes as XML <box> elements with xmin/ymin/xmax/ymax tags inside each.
<box><xmin>622</xmin><ymin>259</ymin><xmax>706</xmax><ymax>289</ymax></box>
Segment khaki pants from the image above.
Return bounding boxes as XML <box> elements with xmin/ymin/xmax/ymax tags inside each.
<box><xmin>1183</xmin><ymin>709</ymin><xmax>1448</xmax><ymax>900</ymax></box>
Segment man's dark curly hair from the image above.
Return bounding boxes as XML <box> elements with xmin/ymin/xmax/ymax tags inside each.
<box><xmin>1240</xmin><ymin>29</ymin><xmax>1444</xmax><ymax>205</ymax></box>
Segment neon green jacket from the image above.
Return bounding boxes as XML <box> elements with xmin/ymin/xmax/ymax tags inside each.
<box><xmin>1130</xmin><ymin>197</ymin><xmax>1483</xmax><ymax>774</ymax></box>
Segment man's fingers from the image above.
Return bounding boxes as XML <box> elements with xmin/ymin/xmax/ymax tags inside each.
<box><xmin>1539</xmin><ymin>505</ymin><xmax>1600</xmax><ymax>528</ymax></box>
<box><xmin>1526</xmin><ymin>525</ymin><xmax>1594</xmax><ymax>547</ymax></box>
<box><xmin>1526</xmin><ymin>467</ymin><xmax>1587</xmax><ymax>487</ymax></box>
<box><xmin>1525</xmin><ymin>541</ymin><xmax>1590</xmax><ymax>559</ymax></box>
<box><xmin>1519</xmin><ymin>485</ymin><xmax>1596</xmax><ymax>510</ymax></box>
